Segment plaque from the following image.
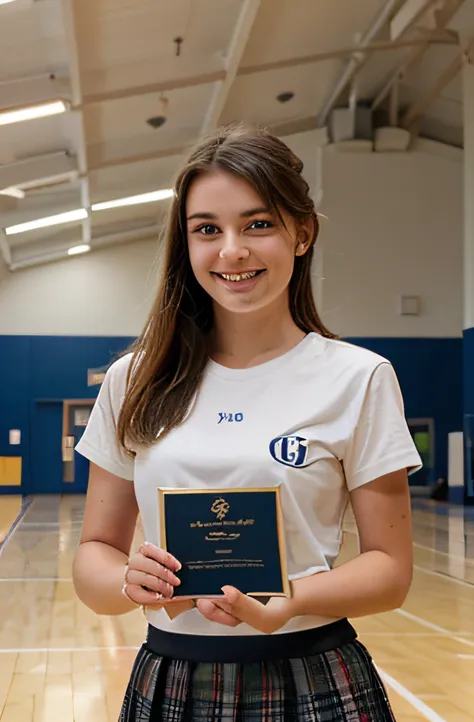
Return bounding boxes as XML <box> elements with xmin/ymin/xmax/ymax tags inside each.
<box><xmin>158</xmin><ymin>487</ymin><xmax>290</xmax><ymax>599</ymax></box>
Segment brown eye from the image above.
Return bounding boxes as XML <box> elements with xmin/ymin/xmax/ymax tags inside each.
<box><xmin>196</xmin><ymin>224</ymin><xmax>219</xmax><ymax>236</ymax></box>
<box><xmin>249</xmin><ymin>220</ymin><xmax>273</xmax><ymax>230</ymax></box>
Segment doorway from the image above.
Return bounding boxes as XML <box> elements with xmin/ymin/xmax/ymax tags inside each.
<box><xmin>62</xmin><ymin>400</ymin><xmax>94</xmax><ymax>493</ymax></box>
<box><xmin>407</xmin><ymin>417</ymin><xmax>434</xmax><ymax>488</ymax></box>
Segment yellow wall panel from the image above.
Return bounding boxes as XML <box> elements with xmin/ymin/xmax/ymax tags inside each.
<box><xmin>0</xmin><ymin>457</ymin><xmax>22</xmax><ymax>486</ymax></box>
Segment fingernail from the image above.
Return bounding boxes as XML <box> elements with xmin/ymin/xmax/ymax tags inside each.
<box><xmin>144</xmin><ymin>541</ymin><xmax>151</xmax><ymax>546</ymax></box>
<box><xmin>176</xmin><ymin>562</ymin><xmax>182</xmax><ymax>571</ymax></box>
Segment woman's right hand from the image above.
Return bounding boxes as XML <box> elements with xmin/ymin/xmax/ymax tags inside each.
<box><xmin>122</xmin><ymin>541</ymin><xmax>182</xmax><ymax>606</ymax></box>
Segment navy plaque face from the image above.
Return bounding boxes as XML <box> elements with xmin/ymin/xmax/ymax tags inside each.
<box><xmin>158</xmin><ymin>487</ymin><xmax>289</xmax><ymax>599</ymax></box>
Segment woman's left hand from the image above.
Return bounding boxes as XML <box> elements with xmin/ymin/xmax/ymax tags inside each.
<box><xmin>195</xmin><ymin>586</ymin><xmax>294</xmax><ymax>633</ymax></box>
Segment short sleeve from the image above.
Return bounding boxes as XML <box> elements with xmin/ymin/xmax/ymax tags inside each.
<box><xmin>343</xmin><ymin>362</ymin><xmax>422</xmax><ymax>491</ymax></box>
<box><xmin>75</xmin><ymin>355</ymin><xmax>135</xmax><ymax>481</ymax></box>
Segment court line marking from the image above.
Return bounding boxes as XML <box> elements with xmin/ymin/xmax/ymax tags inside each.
<box><xmin>7</xmin><ymin>567</ymin><xmax>473</xmax><ymax>591</ymax></box>
<box><xmin>344</xmin><ymin>528</ymin><xmax>474</xmax><ymax>587</ymax></box>
<box><xmin>395</xmin><ymin>609</ymin><xmax>474</xmax><ymax>647</ymax></box>
<box><xmin>0</xmin><ymin>531</ymin><xmax>451</xmax><ymax>722</ymax></box>
<box><xmin>0</xmin><ymin>510</ymin><xmax>464</xmax><ymax>722</ymax></box>
<box><xmin>0</xmin><ymin>497</ymin><xmax>33</xmax><ymax>561</ymax></box>
<box><xmin>413</xmin><ymin>564</ymin><xmax>474</xmax><ymax>589</ymax></box>
<box><xmin>0</xmin><ymin>649</ymin><xmax>449</xmax><ymax>722</ymax></box>
<box><xmin>21</xmin><ymin>521</ymin><xmax>83</xmax><ymax>527</ymax></box>
<box><xmin>0</xmin><ymin>578</ymin><xmax>73</xmax><ymax>582</ymax></box>
<box><xmin>361</xmin><ymin>632</ymin><xmax>470</xmax><ymax>637</ymax></box>
<box><xmin>413</xmin><ymin>541</ymin><xmax>474</xmax><ymax>565</ymax></box>
<box><xmin>0</xmin><ymin>646</ymin><xmax>140</xmax><ymax>653</ymax></box>
<box><xmin>377</xmin><ymin>667</ymin><xmax>447</xmax><ymax>722</ymax></box>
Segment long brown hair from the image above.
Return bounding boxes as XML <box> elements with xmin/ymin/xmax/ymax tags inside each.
<box><xmin>117</xmin><ymin>123</ymin><xmax>336</xmax><ymax>451</ymax></box>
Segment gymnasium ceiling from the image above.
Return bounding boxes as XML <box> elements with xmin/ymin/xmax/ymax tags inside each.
<box><xmin>0</xmin><ymin>0</ymin><xmax>472</xmax><ymax>271</ymax></box>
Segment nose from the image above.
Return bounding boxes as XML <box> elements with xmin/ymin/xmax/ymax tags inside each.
<box><xmin>219</xmin><ymin>230</ymin><xmax>250</xmax><ymax>261</ymax></box>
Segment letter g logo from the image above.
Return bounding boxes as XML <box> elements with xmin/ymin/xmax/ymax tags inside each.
<box><xmin>211</xmin><ymin>497</ymin><xmax>230</xmax><ymax>520</ymax></box>
<box><xmin>269</xmin><ymin>436</ymin><xmax>309</xmax><ymax>468</ymax></box>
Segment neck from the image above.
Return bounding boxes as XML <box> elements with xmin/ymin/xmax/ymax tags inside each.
<box><xmin>209</xmin><ymin>299</ymin><xmax>306</xmax><ymax>369</ymax></box>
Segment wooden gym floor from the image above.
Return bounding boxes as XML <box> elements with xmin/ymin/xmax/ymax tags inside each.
<box><xmin>0</xmin><ymin>494</ymin><xmax>473</xmax><ymax>721</ymax></box>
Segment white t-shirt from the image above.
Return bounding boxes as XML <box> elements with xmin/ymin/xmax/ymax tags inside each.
<box><xmin>76</xmin><ymin>332</ymin><xmax>422</xmax><ymax>636</ymax></box>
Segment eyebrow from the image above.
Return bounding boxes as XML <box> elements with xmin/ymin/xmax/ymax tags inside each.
<box><xmin>186</xmin><ymin>207</ymin><xmax>271</xmax><ymax>222</ymax></box>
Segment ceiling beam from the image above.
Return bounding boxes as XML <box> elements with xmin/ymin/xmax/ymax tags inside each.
<box><xmin>372</xmin><ymin>0</ymin><xmax>465</xmax><ymax>111</ymax></box>
<box><xmin>390</xmin><ymin>0</ymin><xmax>440</xmax><ymax>41</ymax></box>
<box><xmin>0</xmin><ymin>197</ymin><xmax>81</xmax><ymax>231</ymax></box>
<box><xmin>237</xmin><ymin>33</ymin><xmax>457</xmax><ymax>74</ymax></box>
<box><xmin>88</xmin><ymin>145</ymin><xmax>186</xmax><ymax>172</ymax></box>
<box><xmin>87</xmin><ymin>117</ymin><xmax>327</xmax><ymax>173</ymax></box>
<box><xmin>202</xmin><ymin>0</ymin><xmax>261</xmax><ymax>134</ymax></box>
<box><xmin>400</xmin><ymin>36</ymin><xmax>474</xmax><ymax>128</ymax></box>
<box><xmin>2</xmin><ymin>118</ymin><xmax>327</xmax><ymax>206</ymax></box>
<box><xmin>0</xmin><ymin>153</ymin><xmax>77</xmax><ymax>191</ymax></box>
<box><xmin>78</xmin><ymin>35</ymin><xmax>455</xmax><ymax>110</ymax></box>
<box><xmin>316</xmin><ymin>0</ymin><xmax>403</xmax><ymax>128</ymax></box>
<box><xmin>0</xmin><ymin>74</ymin><xmax>71</xmax><ymax>112</ymax></box>
<box><xmin>9</xmin><ymin>223</ymin><xmax>161</xmax><ymax>272</ymax></box>
<box><xmin>60</xmin><ymin>0</ymin><xmax>92</xmax><ymax>246</ymax></box>
<box><xmin>371</xmin><ymin>43</ymin><xmax>430</xmax><ymax>111</ymax></box>
<box><xmin>0</xmin><ymin>230</ymin><xmax>11</xmax><ymax>268</ymax></box>
<box><xmin>81</xmin><ymin>71</ymin><xmax>226</xmax><ymax>107</ymax></box>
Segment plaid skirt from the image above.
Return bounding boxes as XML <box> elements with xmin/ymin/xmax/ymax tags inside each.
<box><xmin>119</xmin><ymin>639</ymin><xmax>395</xmax><ymax>721</ymax></box>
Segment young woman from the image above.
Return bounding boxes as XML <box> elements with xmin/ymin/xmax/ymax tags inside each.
<box><xmin>73</xmin><ymin>124</ymin><xmax>421</xmax><ymax>721</ymax></box>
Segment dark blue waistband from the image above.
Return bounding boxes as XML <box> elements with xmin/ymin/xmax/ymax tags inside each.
<box><xmin>145</xmin><ymin>618</ymin><xmax>357</xmax><ymax>663</ymax></box>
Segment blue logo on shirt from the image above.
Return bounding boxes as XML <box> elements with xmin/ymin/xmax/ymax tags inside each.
<box><xmin>218</xmin><ymin>412</ymin><xmax>244</xmax><ymax>424</ymax></box>
<box><xmin>269</xmin><ymin>436</ymin><xmax>309</xmax><ymax>467</ymax></box>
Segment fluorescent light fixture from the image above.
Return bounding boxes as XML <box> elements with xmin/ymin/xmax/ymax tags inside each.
<box><xmin>91</xmin><ymin>188</ymin><xmax>174</xmax><ymax>212</ymax></box>
<box><xmin>68</xmin><ymin>244</ymin><xmax>90</xmax><ymax>256</ymax></box>
<box><xmin>0</xmin><ymin>0</ymin><xmax>21</xmax><ymax>4</ymax></box>
<box><xmin>0</xmin><ymin>100</ymin><xmax>68</xmax><ymax>127</ymax></box>
<box><xmin>5</xmin><ymin>208</ymin><xmax>88</xmax><ymax>235</ymax></box>
<box><xmin>0</xmin><ymin>187</ymin><xmax>25</xmax><ymax>199</ymax></box>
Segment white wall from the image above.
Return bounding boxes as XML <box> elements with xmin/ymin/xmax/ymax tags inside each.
<box><xmin>0</xmin><ymin>134</ymin><xmax>464</xmax><ymax>339</ymax></box>
<box><xmin>319</xmin><ymin>141</ymin><xmax>463</xmax><ymax>338</ymax></box>
<box><xmin>0</xmin><ymin>238</ymin><xmax>158</xmax><ymax>336</ymax></box>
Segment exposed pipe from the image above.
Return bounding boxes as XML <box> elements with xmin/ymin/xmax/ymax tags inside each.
<box><xmin>389</xmin><ymin>80</ymin><xmax>400</xmax><ymax>125</ymax></box>
<box><xmin>0</xmin><ymin>229</ymin><xmax>11</xmax><ymax>268</ymax></box>
<box><xmin>316</xmin><ymin>0</ymin><xmax>402</xmax><ymax>127</ymax></box>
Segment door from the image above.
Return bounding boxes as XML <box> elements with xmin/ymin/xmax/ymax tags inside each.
<box><xmin>464</xmin><ymin>414</ymin><xmax>474</xmax><ymax>504</ymax></box>
<box><xmin>407</xmin><ymin>418</ymin><xmax>434</xmax><ymax>487</ymax></box>
<box><xmin>29</xmin><ymin>401</ymin><xmax>64</xmax><ymax>494</ymax></box>
<box><xmin>67</xmin><ymin>404</ymin><xmax>93</xmax><ymax>493</ymax></box>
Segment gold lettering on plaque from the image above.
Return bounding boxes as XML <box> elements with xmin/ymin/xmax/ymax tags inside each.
<box><xmin>211</xmin><ymin>497</ymin><xmax>230</xmax><ymax>520</ymax></box>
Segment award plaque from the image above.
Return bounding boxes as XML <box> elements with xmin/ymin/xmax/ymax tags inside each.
<box><xmin>158</xmin><ymin>487</ymin><xmax>290</xmax><ymax>599</ymax></box>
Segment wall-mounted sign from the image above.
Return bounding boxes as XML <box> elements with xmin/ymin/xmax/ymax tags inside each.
<box><xmin>9</xmin><ymin>429</ymin><xmax>21</xmax><ymax>445</ymax></box>
<box><xmin>87</xmin><ymin>366</ymin><xmax>108</xmax><ymax>386</ymax></box>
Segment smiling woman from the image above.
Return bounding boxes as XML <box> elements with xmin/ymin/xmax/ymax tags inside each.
<box><xmin>73</xmin><ymin>123</ymin><xmax>421</xmax><ymax>721</ymax></box>
<box><xmin>186</xmin><ymin>170</ymin><xmax>308</xmax><ymax>317</ymax></box>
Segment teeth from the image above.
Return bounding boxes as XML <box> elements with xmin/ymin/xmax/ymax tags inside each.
<box><xmin>220</xmin><ymin>271</ymin><xmax>258</xmax><ymax>282</ymax></box>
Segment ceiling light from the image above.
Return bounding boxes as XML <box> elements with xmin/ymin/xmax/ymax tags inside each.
<box><xmin>5</xmin><ymin>208</ymin><xmax>88</xmax><ymax>235</ymax></box>
<box><xmin>91</xmin><ymin>188</ymin><xmax>174</xmax><ymax>212</ymax></box>
<box><xmin>0</xmin><ymin>187</ymin><xmax>25</xmax><ymax>199</ymax></box>
<box><xmin>0</xmin><ymin>0</ymin><xmax>21</xmax><ymax>4</ymax></box>
<box><xmin>0</xmin><ymin>100</ymin><xmax>68</xmax><ymax>127</ymax></box>
<box><xmin>146</xmin><ymin>116</ymin><xmax>167</xmax><ymax>129</ymax></box>
<box><xmin>277</xmin><ymin>92</ymin><xmax>295</xmax><ymax>103</ymax></box>
<box><xmin>68</xmin><ymin>244</ymin><xmax>90</xmax><ymax>256</ymax></box>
